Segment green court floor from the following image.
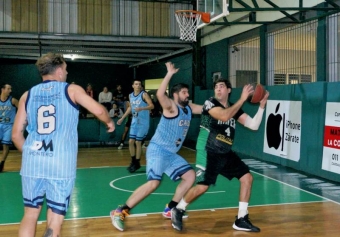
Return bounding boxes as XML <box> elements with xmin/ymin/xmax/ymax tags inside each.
<box><xmin>0</xmin><ymin>166</ymin><xmax>326</xmax><ymax>225</ymax></box>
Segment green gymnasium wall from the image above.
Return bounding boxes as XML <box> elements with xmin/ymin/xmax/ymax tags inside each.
<box><xmin>193</xmin><ymin>82</ymin><xmax>340</xmax><ymax>183</ymax></box>
<box><xmin>204</xmin><ymin>38</ymin><xmax>229</xmax><ymax>89</ymax></box>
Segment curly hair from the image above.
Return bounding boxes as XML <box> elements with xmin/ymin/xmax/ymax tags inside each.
<box><xmin>35</xmin><ymin>53</ymin><xmax>65</xmax><ymax>76</ymax></box>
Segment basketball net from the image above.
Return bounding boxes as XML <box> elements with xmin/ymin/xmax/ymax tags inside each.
<box><xmin>175</xmin><ymin>10</ymin><xmax>210</xmax><ymax>42</ymax></box>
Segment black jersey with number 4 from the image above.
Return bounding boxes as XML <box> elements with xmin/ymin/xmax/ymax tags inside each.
<box><xmin>201</xmin><ymin>97</ymin><xmax>244</xmax><ymax>154</ymax></box>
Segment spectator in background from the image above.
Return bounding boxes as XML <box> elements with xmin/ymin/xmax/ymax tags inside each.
<box><xmin>81</xmin><ymin>83</ymin><xmax>94</xmax><ymax>118</ymax></box>
<box><xmin>86</xmin><ymin>84</ymin><xmax>94</xmax><ymax>98</ymax></box>
<box><xmin>109</xmin><ymin>103</ymin><xmax>123</xmax><ymax>118</ymax></box>
<box><xmin>150</xmin><ymin>94</ymin><xmax>161</xmax><ymax>117</ymax></box>
<box><xmin>112</xmin><ymin>84</ymin><xmax>126</xmax><ymax>112</ymax></box>
<box><xmin>99</xmin><ymin>86</ymin><xmax>112</xmax><ymax>111</ymax></box>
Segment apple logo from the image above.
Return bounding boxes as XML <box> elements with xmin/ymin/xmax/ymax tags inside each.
<box><xmin>266</xmin><ymin>103</ymin><xmax>284</xmax><ymax>150</ymax></box>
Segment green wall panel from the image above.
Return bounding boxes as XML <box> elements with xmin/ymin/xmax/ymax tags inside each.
<box><xmin>205</xmin><ymin>39</ymin><xmax>228</xmax><ymax>90</ymax></box>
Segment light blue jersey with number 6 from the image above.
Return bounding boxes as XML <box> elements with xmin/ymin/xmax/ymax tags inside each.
<box><xmin>21</xmin><ymin>80</ymin><xmax>79</xmax><ymax>179</ymax></box>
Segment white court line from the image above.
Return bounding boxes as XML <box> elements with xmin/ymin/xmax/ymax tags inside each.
<box><xmin>109</xmin><ymin>173</ymin><xmax>225</xmax><ymax>195</ymax></box>
<box><xmin>250</xmin><ymin>170</ymin><xmax>340</xmax><ymax>205</ymax></box>
<box><xmin>182</xmin><ymin>146</ymin><xmax>195</xmax><ymax>151</ymax></box>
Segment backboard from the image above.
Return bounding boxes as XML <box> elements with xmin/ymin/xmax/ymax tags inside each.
<box><xmin>197</xmin><ymin>0</ymin><xmax>229</xmax><ymax>29</ymax></box>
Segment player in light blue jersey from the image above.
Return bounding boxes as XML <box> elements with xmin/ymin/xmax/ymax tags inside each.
<box><xmin>111</xmin><ymin>62</ymin><xmax>202</xmax><ymax>232</ymax></box>
<box><xmin>0</xmin><ymin>84</ymin><xmax>18</xmax><ymax>172</ymax></box>
<box><xmin>12</xmin><ymin>52</ymin><xmax>115</xmax><ymax>237</ymax></box>
<box><xmin>117</xmin><ymin>79</ymin><xmax>154</xmax><ymax>173</ymax></box>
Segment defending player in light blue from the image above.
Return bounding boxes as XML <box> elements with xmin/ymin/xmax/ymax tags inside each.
<box><xmin>129</xmin><ymin>87</ymin><xmax>150</xmax><ymax>141</ymax></box>
<box><xmin>117</xmin><ymin>79</ymin><xmax>154</xmax><ymax>173</ymax></box>
<box><xmin>110</xmin><ymin>62</ymin><xmax>202</xmax><ymax>232</ymax></box>
<box><xmin>0</xmin><ymin>84</ymin><xmax>18</xmax><ymax>172</ymax></box>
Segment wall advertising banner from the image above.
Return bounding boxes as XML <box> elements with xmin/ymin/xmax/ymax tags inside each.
<box><xmin>322</xmin><ymin>102</ymin><xmax>340</xmax><ymax>174</ymax></box>
<box><xmin>263</xmin><ymin>100</ymin><xmax>302</xmax><ymax>161</ymax></box>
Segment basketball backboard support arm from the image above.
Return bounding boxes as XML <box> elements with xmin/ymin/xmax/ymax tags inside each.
<box><xmin>198</xmin><ymin>0</ymin><xmax>340</xmax><ymax>26</ymax></box>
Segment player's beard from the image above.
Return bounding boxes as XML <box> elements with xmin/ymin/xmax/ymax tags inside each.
<box><xmin>178</xmin><ymin>97</ymin><xmax>189</xmax><ymax>107</ymax></box>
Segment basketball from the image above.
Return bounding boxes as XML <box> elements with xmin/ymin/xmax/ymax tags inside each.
<box><xmin>248</xmin><ymin>83</ymin><xmax>266</xmax><ymax>104</ymax></box>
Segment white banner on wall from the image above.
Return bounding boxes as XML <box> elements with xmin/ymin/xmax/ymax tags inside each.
<box><xmin>263</xmin><ymin>100</ymin><xmax>302</xmax><ymax>162</ymax></box>
<box><xmin>322</xmin><ymin>102</ymin><xmax>340</xmax><ymax>174</ymax></box>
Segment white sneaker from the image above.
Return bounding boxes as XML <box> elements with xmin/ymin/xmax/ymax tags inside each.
<box><xmin>118</xmin><ymin>143</ymin><xmax>124</xmax><ymax>150</ymax></box>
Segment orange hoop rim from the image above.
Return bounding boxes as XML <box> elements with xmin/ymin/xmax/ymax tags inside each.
<box><xmin>175</xmin><ymin>10</ymin><xmax>210</xmax><ymax>24</ymax></box>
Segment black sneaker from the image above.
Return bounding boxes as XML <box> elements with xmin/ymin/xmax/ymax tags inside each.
<box><xmin>128</xmin><ymin>160</ymin><xmax>141</xmax><ymax>173</ymax></box>
<box><xmin>232</xmin><ymin>214</ymin><xmax>260</xmax><ymax>232</ymax></box>
<box><xmin>126</xmin><ymin>161</ymin><xmax>134</xmax><ymax>171</ymax></box>
<box><xmin>171</xmin><ymin>207</ymin><xmax>185</xmax><ymax>231</ymax></box>
<box><xmin>0</xmin><ymin>161</ymin><xmax>4</xmax><ymax>173</ymax></box>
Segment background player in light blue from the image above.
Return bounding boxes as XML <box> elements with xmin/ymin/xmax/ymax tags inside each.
<box><xmin>12</xmin><ymin>52</ymin><xmax>115</xmax><ymax>237</ymax></box>
<box><xmin>0</xmin><ymin>84</ymin><xmax>18</xmax><ymax>172</ymax></box>
<box><xmin>111</xmin><ymin>62</ymin><xmax>202</xmax><ymax>232</ymax></box>
<box><xmin>117</xmin><ymin>79</ymin><xmax>154</xmax><ymax>173</ymax></box>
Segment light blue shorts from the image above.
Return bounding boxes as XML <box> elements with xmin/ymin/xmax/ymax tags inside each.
<box><xmin>129</xmin><ymin>122</ymin><xmax>149</xmax><ymax>141</ymax></box>
<box><xmin>146</xmin><ymin>144</ymin><xmax>193</xmax><ymax>181</ymax></box>
<box><xmin>21</xmin><ymin>176</ymin><xmax>75</xmax><ymax>216</ymax></box>
<box><xmin>0</xmin><ymin>124</ymin><xmax>13</xmax><ymax>145</ymax></box>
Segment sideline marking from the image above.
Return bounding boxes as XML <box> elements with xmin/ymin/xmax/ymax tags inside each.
<box><xmin>250</xmin><ymin>170</ymin><xmax>340</xmax><ymax>205</ymax></box>
<box><xmin>109</xmin><ymin>173</ymin><xmax>225</xmax><ymax>195</ymax></box>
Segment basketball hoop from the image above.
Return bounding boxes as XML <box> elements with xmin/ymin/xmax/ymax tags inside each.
<box><xmin>175</xmin><ymin>10</ymin><xmax>210</xmax><ymax>42</ymax></box>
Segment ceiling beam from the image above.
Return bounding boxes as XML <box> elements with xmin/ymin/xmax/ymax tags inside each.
<box><xmin>129</xmin><ymin>47</ymin><xmax>192</xmax><ymax>68</ymax></box>
<box><xmin>211</xmin><ymin>0</ymin><xmax>340</xmax><ymax>26</ymax></box>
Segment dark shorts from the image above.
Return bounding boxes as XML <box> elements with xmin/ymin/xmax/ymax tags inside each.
<box><xmin>197</xmin><ymin>150</ymin><xmax>250</xmax><ymax>186</ymax></box>
<box><xmin>125</xmin><ymin>116</ymin><xmax>132</xmax><ymax>127</ymax></box>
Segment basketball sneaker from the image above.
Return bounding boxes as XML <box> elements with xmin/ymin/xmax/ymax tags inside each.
<box><xmin>118</xmin><ymin>143</ymin><xmax>124</xmax><ymax>150</ymax></box>
<box><xmin>110</xmin><ymin>205</ymin><xmax>130</xmax><ymax>231</ymax></box>
<box><xmin>162</xmin><ymin>204</ymin><xmax>188</xmax><ymax>219</ymax></box>
<box><xmin>128</xmin><ymin>160</ymin><xmax>141</xmax><ymax>173</ymax></box>
<box><xmin>232</xmin><ymin>214</ymin><xmax>260</xmax><ymax>232</ymax></box>
<box><xmin>171</xmin><ymin>207</ymin><xmax>185</xmax><ymax>231</ymax></box>
<box><xmin>126</xmin><ymin>161</ymin><xmax>134</xmax><ymax>171</ymax></box>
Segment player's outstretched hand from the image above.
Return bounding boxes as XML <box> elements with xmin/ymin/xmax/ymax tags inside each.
<box><xmin>260</xmin><ymin>91</ymin><xmax>270</xmax><ymax>108</ymax></box>
<box><xmin>165</xmin><ymin>62</ymin><xmax>179</xmax><ymax>75</ymax></box>
<box><xmin>117</xmin><ymin>118</ymin><xmax>123</xmax><ymax>125</ymax></box>
<box><xmin>241</xmin><ymin>84</ymin><xmax>254</xmax><ymax>102</ymax></box>
<box><xmin>107</xmin><ymin>120</ymin><xmax>115</xmax><ymax>133</ymax></box>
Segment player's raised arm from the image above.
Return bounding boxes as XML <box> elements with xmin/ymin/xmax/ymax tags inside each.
<box><xmin>157</xmin><ymin>62</ymin><xmax>179</xmax><ymax>112</ymax></box>
<box><xmin>209</xmin><ymin>83</ymin><xmax>253</xmax><ymax>122</ymax></box>
<box><xmin>238</xmin><ymin>90</ymin><xmax>270</xmax><ymax>130</ymax></box>
<box><xmin>189</xmin><ymin>103</ymin><xmax>203</xmax><ymax>115</ymax></box>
